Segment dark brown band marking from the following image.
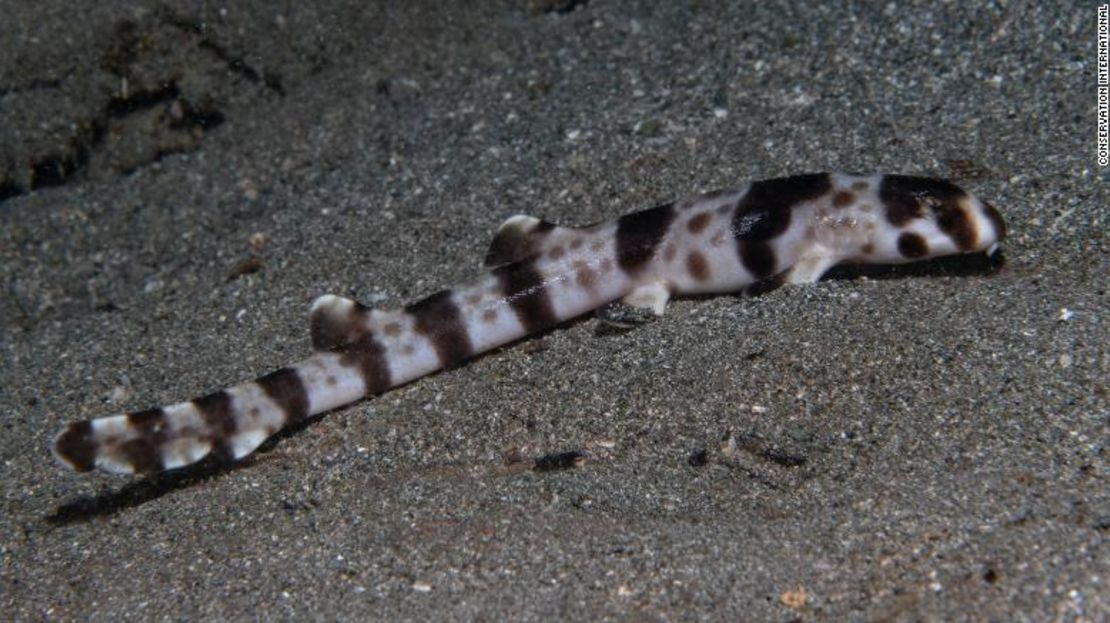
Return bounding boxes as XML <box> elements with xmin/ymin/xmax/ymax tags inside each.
<box><xmin>740</xmin><ymin>243</ymin><xmax>777</xmax><ymax>278</ymax></box>
<box><xmin>127</xmin><ymin>407</ymin><xmax>168</xmax><ymax>433</ymax></box>
<box><xmin>337</xmin><ymin>334</ymin><xmax>392</xmax><ymax>395</ymax></box>
<box><xmin>406</xmin><ymin>290</ymin><xmax>474</xmax><ymax>368</ymax></box>
<box><xmin>878</xmin><ymin>175</ymin><xmax>967</xmax><ymax>227</ymax></box>
<box><xmin>733</xmin><ymin>174</ymin><xmax>830</xmax><ymax>241</ymax></box>
<box><xmin>484</xmin><ymin>218</ymin><xmax>556</xmax><ymax>267</ymax></box>
<box><xmin>982</xmin><ymin>201</ymin><xmax>1007</xmax><ymax>241</ymax></box>
<box><xmin>733</xmin><ymin>174</ymin><xmax>831</xmax><ymax>277</ymax></box>
<box><xmin>687</xmin><ymin>251</ymin><xmax>710</xmax><ymax>282</ymax></box>
<box><xmin>616</xmin><ymin>202</ymin><xmax>677</xmax><ymax>273</ymax></box>
<box><xmin>118</xmin><ymin>438</ymin><xmax>164</xmax><ymax>473</ymax></box>
<box><xmin>258</xmin><ymin>368</ymin><xmax>310</xmax><ymax>424</ymax></box>
<box><xmin>54</xmin><ymin>420</ymin><xmax>97</xmax><ymax>472</ymax></box>
<box><xmin>122</xmin><ymin>408</ymin><xmax>170</xmax><ymax>473</ymax></box>
<box><xmin>897</xmin><ymin>232</ymin><xmax>929</xmax><ymax>259</ymax></box>
<box><xmin>493</xmin><ymin>260</ymin><xmax>559</xmax><ymax>334</ymax></box>
<box><xmin>311</xmin><ymin>300</ymin><xmax>370</xmax><ymax>351</ymax></box>
<box><xmin>193</xmin><ymin>390</ymin><xmax>236</xmax><ymax>460</ymax></box>
<box><xmin>935</xmin><ymin>204</ymin><xmax>976</xmax><ymax>251</ymax></box>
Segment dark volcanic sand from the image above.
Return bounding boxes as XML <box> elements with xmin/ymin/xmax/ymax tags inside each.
<box><xmin>1</xmin><ymin>2</ymin><xmax>1105</xmax><ymax>620</ymax></box>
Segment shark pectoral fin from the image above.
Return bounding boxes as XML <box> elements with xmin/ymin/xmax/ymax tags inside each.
<box><xmin>484</xmin><ymin>214</ymin><xmax>564</xmax><ymax>267</ymax></box>
<box><xmin>784</xmin><ymin>248</ymin><xmax>839</xmax><ymax>285</ymax></box>
<box><xmin>309</xmin><ymin>294</ymin><xmax>371</xmax><ymax>351</ymax></box>
<box><xmin>621</xmin><ymin>281</ymin><xmax>672</xmax><ymax>316</ymax></box>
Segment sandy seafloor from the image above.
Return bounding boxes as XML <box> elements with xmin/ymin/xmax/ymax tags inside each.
<box><xmin>0</xmin><ymin>1</ymin><xmax>1105</xmax><ymax>620</ymax></box>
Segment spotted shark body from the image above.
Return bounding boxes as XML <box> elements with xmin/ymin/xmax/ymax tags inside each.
<box><xmin>53</xmin><ymin>173</ymin><xmax>1006</xmax><ymax>475</ymax></box>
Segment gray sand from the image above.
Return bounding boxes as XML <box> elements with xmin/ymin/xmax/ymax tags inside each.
<box><xmin>1</xmin><ymin>1</ymin><xmax>1105</xmax><ymax>620</ymax></box>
